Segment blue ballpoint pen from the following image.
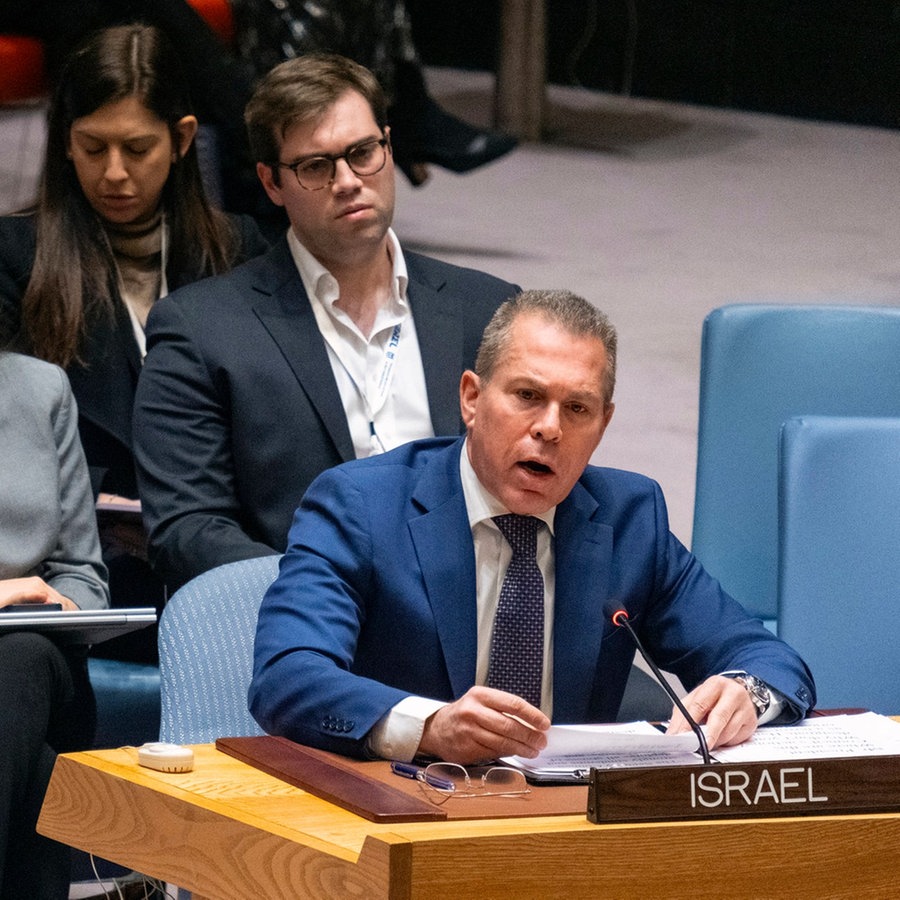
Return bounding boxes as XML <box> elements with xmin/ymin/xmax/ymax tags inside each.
<box><xmin>390</xmin><ymin>761</ymin><xmax>456</xmax><ymax>791</ymax></box>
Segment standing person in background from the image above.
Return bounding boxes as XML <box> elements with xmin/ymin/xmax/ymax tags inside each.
<box><xmin>0</xmin><ymin>353</ymin><xmax>109</xmax><ymax>899</ymax></box>
<box><xmin>0</xmin><ymin>24</ymin><xmax>269</xmax><ymax>661</ymax></box>
<box><xmin>134</xmin><ymin>53</ymin><xmax>518</xmax><ymax>590</ymax></box>
<box><xmin>231</xmin><ymin>0</ymin><xmax>517</xmax><ymax>186</ymax></box>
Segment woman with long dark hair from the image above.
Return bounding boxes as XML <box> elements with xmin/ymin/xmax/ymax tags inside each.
<box><xmin>0</xmin><ymin>24</ymin><xmax>268</xmax><ymax>655</ymax></box>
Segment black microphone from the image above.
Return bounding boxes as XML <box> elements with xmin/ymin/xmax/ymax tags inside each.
<box><xmin>605</xmin><ymin>601</ymin><xmax>712</xmax><ymax>765</ymax></box>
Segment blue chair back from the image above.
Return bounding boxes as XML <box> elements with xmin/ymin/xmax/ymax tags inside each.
<box><xmin>778</xmin><ymin>416</ymin><xmax>900</xmax><ymax>712</ymax></box>
<box><xmin>89</xmin><ymin>658</ymin><xmax>160</xmax><ymax>748</ymax></box>
<box><xmin>159</xmin><ymin>555</ymin><xmax>281</xmax><ymax>744</ymax></box>
<box><xmin>692</xmin><ymin>304</ymin><xmax>900</xmax><ymax>626</ymax></box>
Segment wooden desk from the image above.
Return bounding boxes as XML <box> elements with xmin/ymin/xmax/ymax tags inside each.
<box><xmin>39</xmin><ymin>744</ymin><xmax>900</xmax><ymax>899</ymax></box>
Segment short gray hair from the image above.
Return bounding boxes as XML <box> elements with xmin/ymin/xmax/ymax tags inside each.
<box><xmin>475</xmin><ymin>290</ymin><xmax>617</xmax><ymax>406</ymax></box>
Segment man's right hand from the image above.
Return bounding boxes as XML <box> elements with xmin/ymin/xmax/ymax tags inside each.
<box><xmin>417</xmin><ymin>686</ymin><xmax>550</xmax><ymax>764</ymax></box>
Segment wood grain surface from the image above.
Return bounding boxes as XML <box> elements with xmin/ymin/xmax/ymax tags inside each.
<box><xmin>38</xmin><ymin>743</ymin><xmax>900</xmax><ymax>899</ymax></box>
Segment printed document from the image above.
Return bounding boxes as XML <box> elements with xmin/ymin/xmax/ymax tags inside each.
<box><xmin>503</xmin><ymin>713</ymin><xmax>900</xmax><ymax>780</ymax></box>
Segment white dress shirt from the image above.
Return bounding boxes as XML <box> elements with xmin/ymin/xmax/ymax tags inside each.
<box><xmin>367</xmin><ymin>443</ymin><xmax>786</xmax><ymax>760</ymax></box>
<box><xmin>287</xmin><ymin>228</ymin><xmax>433</xmax><ymax>457</ymax></box>
<box><xmin>368</xmin><ymin>440</ymin><xmax>558</xmax><ymax>761</ymax></box>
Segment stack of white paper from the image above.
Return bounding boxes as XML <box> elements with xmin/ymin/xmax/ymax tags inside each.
<box><xmin>503</xmin><ymin>721</ymin><xmax>702</xmax><ymax>781</ymax></box>
<box><xmin>503</xmin><ymin>713</ymin><xmax>900</xmax><ymax>782</ymax></box>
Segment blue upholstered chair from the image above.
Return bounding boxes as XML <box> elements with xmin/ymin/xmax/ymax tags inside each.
<box><xmin>692</xmin><ymin>304</ymin><xmax>900</xmax><ymax>630</ymax></box>
<box><xmin>89</xmin><ymin>657</ymin><xmax>161</xmax><ymax>748</ymax></box>
<box><xmin>777</xmin><ymin>416</ymin><xmax>900</xmax><ymax>713</ymax></box>
<box><xmin>159</xmin><ymin>555</ymin><xmax>280</xmax><ymax>744</ymax></box>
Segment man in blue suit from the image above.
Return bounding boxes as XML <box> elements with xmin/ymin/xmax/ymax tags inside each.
<box><xmin>250</xmin><ymin>290</ymin><xmax>815</xmax><ymax>764</ymax></box>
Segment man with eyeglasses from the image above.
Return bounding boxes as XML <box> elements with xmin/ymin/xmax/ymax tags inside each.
<box><xmin>133</xmin><ymin>54</ymin><xmax>518</xmax><ymax>590</ymax></box>
<box><xmin>249</xmin><ymin>290</ymin><xmax>815</xmax><ymax>765</ymax></box>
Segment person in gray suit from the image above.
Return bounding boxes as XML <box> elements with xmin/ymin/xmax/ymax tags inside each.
<box><xmin>0</xmin><ymin>352</ymin><xmax>109</xmax><ymax>899</ymax></box>
<box><xmin>133</xmin><ymin>53</ymin><xmax>518</xmax><ymax>589</ymax></box>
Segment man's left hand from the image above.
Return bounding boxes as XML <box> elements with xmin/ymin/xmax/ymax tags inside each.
<box><xmin>665</xmin><ymin>675</ymin><xmax>758</xmax><ymax>749</ymax></box>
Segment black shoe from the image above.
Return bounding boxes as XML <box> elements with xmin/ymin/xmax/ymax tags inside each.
<box><xmin>422</xmin><ymin>127</ymin><xmax>519</xmax><ymax>174</ymax></box>
<box><xmin>392</xmin><ymin>97</ymin><xmax>518</xmax><ymax>181</ymax></box>
<box><xmin>395</xmin><ymin>159</ymin><xmax>432</xmax><ymax>187</ymax></box>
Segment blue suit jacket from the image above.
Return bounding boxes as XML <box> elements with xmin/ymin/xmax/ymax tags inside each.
<box><xmin>133</xmin><ymin>238</ymin><xmax>517</xmax><ymax>588</ymax></box>
<box><xmin>250</xmin><ymin>437</ymin><xmax>815</xmax><ymax>758</ymax></box>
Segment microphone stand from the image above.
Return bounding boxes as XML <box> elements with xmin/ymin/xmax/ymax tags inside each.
<box><xmin>609</xmin><ymin>606</ymin><xmax>713</xmax><ymax>765</ymax></box>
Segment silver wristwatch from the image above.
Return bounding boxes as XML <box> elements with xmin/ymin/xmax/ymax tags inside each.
<box><xmin>727</xmin><ymin>673</ymin><xmax>771</xmax><ymax>718</ymax></box>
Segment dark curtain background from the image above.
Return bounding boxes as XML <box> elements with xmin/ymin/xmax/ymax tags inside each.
<box><xmin>406</xmin><ymin>1</ymin><xmax>900</xmax><ymax>129</ymax></box>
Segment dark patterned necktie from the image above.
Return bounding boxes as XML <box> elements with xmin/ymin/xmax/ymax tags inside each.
<box><xmin>486</xmin><ymin>514</ymin><xmax>544</xmax><ymax>707</ymax></box>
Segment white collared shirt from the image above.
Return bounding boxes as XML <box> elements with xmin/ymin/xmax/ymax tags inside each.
<box><xmin>286</xmin><ymin>228</ymin><xmax>433</xmax><ymax>457</ymax></box>
<box><xmin>366</xmin><ymin>442</ymin><xmax>787</xmax><ymax>761</ymax></box>
<box><xmin>369</xmin><ymin>440</ymin><xmax>558</xmax><ymax>761</ymax></box>
<box><xmin>459</xmin><ymin>441</ymin><xmax>556</xmax><ymax>716</ymax></box>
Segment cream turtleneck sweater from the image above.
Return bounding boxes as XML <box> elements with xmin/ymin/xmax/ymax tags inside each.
<box><xmin>105</xmin><ymin>210</ymin><xmax>164</xmax><ymax>330</ymax></box>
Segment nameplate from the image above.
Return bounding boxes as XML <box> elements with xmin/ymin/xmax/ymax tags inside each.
<box><xmin>587</xmin><ymin>755</ymin><xmax>900</xmax><ymax>823</ymax></box>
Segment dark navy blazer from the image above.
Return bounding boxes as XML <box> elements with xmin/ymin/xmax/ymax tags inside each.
<box><xmin>133</xmin><ymin>238</ymin><xmax>518</xmax><ymax>588</ymax></box>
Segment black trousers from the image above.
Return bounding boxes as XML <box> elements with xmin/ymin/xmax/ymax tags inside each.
<box><xmin>0</xmin><ymin>632</ymin><xmax>95</xmax><ymax>900</ymax></box>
